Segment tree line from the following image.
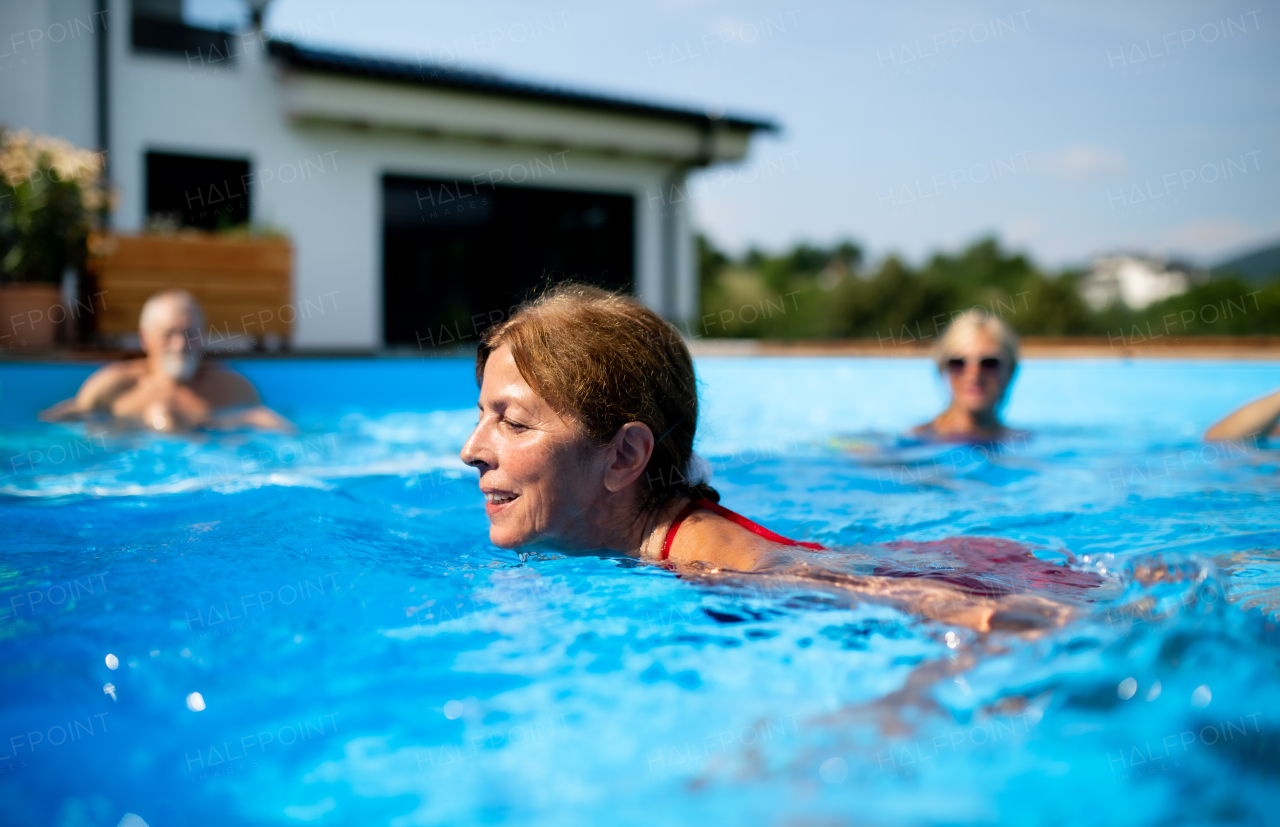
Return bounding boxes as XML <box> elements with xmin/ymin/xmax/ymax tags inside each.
<box><xmin>697</xmin><ymin>235</ymin><xmax>1280</xmax><ymax>340</ymax></box>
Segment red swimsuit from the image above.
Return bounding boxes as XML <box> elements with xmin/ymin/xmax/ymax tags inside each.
<box><xmin>659</xmin><ymin>499</ymin><xmax>824</xmax><ymax>560</ymax></box>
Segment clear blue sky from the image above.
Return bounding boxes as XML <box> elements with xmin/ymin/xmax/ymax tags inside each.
<box><xmin>193</xmin><ymin>0</ymin><xmax>1280</xmax><ymax>269</ymax></box>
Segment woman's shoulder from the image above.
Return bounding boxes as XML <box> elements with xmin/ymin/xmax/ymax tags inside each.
<box><xmin>904</xmin><ymin>422</ymin><xmax>936</xmax><ymax>444</ymax></box>
<box><xmin>908</xmin><ymin>422</ymin><xmax>1028</xmax><ymax>446</ymax></box>
<box><xmin>907</xmin><ymin>419</ymin><xmax>936</xmax><ymax>436</ymax></box>
<box><xmin>662</xmin><ymin>503</ymin><xmax>801</xmax><ymax>571</ymax></box>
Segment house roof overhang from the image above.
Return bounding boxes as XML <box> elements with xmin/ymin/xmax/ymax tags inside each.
<box><xmin>267</xmin><ymin>41</ymin><xmax>777</xmax><ymax>165</ymax></box>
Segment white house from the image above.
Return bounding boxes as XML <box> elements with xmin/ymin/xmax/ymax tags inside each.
<box><xmin>0</xmin><ymin>0</ymin><xmax>774</xmax><ymax>349</ymax></box>
<box><xmin>1079</xmin><ymin>255</ymin><xmax>1200</xmax><ymax>311</ymax></box>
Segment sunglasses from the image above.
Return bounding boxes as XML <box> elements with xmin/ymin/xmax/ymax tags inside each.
<box><xmin>947</xmin><ymin>356</ymin><xmax>1004</xmax><ymax>373</ymax></box>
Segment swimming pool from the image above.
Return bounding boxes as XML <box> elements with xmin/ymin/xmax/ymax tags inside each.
<box><xmin>2</xmin><ymin>357</ymin><xmax>1278</xmax><ymax>826</ymax></box>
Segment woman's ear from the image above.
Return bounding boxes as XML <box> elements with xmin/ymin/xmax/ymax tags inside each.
<box><xmin>603</xmin><ymin>422</ymin><xmax>655</xmax><ymax>493</ymax></box>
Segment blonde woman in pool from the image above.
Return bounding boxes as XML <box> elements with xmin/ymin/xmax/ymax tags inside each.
<box><xmin>460</xmin><ymin>286</ymin><xmax>1092</xmax><ymax>634</ymax></box>
<box><xmin>911</xmin><ymin>309</ymin><xmax>1020</xmax><ymax>441</ymax></box>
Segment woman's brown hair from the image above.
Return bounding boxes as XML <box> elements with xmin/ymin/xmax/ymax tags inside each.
<box><xmin>476</xmin><ymin>284</ymin><xmax>717</xmax><ymax>512</ymax></box>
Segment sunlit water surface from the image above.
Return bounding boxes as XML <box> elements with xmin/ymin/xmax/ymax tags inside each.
<box><xmin>1</xmin><ymin>357</ymin><xmax>1278</xmax><ymax>826</ymax></box>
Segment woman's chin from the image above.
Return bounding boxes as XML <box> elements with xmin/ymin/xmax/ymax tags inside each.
<box><xmin>488</xmin><ymin>528</ymin><xmax>527</xmax><ymax>550</ymax></box>
<box><xmin>959</xmin><ymin>399</ymin><xmax>997</xmax><ymax>415</ymax></box>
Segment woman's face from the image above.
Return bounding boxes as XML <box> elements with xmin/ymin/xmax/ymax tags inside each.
<box><xmin>460</xmin><ymin>345</ymin><xmax>602</xmax><ymax>549</ymax></box>
<box><xmin>944</xmin><ymin>330</ymin><xmax>1014</xmax><ymax>415</ymax></box>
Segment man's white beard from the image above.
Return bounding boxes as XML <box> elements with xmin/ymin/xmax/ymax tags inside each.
<box><xmin>160</xmin><ymin>351</ymin><xmax>201</xmax><ymax>381</ymax></box>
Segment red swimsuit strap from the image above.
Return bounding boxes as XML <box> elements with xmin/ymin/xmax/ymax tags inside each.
<box><xmin>660</xmin><ymin>499</ymin><xmax>823</xmax><ymax>560</ymax></box>
<box><xmin>659</xmin><ymin>501</ymin><xmax>702</xmax><ymax>561</ymax></box>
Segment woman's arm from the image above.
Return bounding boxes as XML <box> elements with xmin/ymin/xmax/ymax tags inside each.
<box><xmin>1205</xmin><ymin>389</ymin><xmax>1280</xmax><ymax>441</ymax></box>
<box><xmin>678</xmin><ymin>560</ymin><xmax>1075</xmax><ymax>634</ymax></box>
<box><xmin>668</xmin><ymin>518</ymin><xmax>1076</xmax><ymax>635</ymax></box>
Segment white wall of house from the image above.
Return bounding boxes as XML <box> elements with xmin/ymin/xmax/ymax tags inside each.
<box><xmin>0</xmin><ymin>0</ymin><xmax>99</xmax><ymax>150</ymax></box>
<box><xmin>4</xmin><ymin>0</ymin><xmax>762</xmax><ymax>349</ymax></box>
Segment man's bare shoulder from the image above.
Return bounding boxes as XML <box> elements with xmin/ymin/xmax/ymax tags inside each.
<box><xmin>94</xmin><ymin>359</ymin><xmax>148</xmax><ymax>378</ymax></box>
<box><xmin>196</xmin><ymin>362</ymin><xmax>262</xmax><ymax>407</ymax></box>
<box><xmin>40</xmin><ymin>360</ymin><xmax>142</xmax><ymax>420</ymax></box>
<box><xmin>79</xmin><ymin>360</ymin><xmax>146</xmax><ymax>401</ymax></box>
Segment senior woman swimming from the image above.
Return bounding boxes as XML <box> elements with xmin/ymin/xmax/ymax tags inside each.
<box><xmin>911</xmin><ymin>309</ymin><xmax>1020</xmax><ymax>440</ymax></box>
<box><xmin>461</xmin><ymin>286</ymin><xmax>1088</xmax><ymax>632</ymax></box>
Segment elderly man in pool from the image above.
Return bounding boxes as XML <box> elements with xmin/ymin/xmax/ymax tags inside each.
<box><xmin>460</xmin><ymin>286</ymin><xmax>1089</xmax><ymax>634</ymax></box>
<box><xmin>40</xmin><ymin>289</ymin><xmax>290</xmax><ymax>432</ymax></box>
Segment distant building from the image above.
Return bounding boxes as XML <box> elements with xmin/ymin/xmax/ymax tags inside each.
<box><xmin>1</xmin><ymin>0</ymin><xmax>774</xmax><ymax>349</ymax></box>
<box><xmin>1080</xmin><ymin>255</ymin><xmax>1202</xmax><ymax>311</ymax></box>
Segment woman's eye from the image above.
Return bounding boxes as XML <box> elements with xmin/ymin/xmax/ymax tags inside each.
<box><xmin>502</xmin><ymin>417</ymin><xmax>528</xmax><ymax>431</ymax></box>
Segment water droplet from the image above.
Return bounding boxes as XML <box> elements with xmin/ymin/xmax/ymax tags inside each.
<box><xmin>443</xmin><ymin>699</ymin><xmax>464</xmax><ymax>719</ymax></box>
<box><xmin>819</xmin><ymin>757</ymin><xmax>848</xmax><ymax>784</ymax></box>
<box><xmin>105</xmin><ymin>653</ymin><xmax>118</xmax><ymax>670</ymax></box>
<box><xmin>186</xmin><ymin>692</ymin><xmax>206</xmax><ymax>711</ymax></box>
<box><xmin>1117</xmin><ymin>677</ymin><xmax>1137</xmax><ymax>700</ymax></box>
<box><xmin>1191</xmin><ymin>685</ymin><xmax>1211</xmax><ymax>707</ymax></box>
<box><xmin>1145</xmin><ymin>680</ymin><xmax>1161</xmax><ymax>701</ymax></box>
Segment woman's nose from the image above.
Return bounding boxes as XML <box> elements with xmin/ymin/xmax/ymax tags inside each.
<box><xmin>460</xmin><ymin>425</ymin><xmax>490</xmax><ymax>469</ymax></box>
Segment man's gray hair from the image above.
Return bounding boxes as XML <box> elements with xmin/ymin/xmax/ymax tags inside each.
<box><xmin>139</xmin><ymin>289</ymin><xmax>206</xmax><ymax>333</ymax></box>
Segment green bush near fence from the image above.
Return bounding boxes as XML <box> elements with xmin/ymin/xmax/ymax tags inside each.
<box><xmin>696</xmin><ymin>235</ymin><xmax>1280</xmax><ymax>340</ymax></box>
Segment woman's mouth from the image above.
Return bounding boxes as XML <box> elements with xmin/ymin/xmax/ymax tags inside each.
<box><xmin>483</xmin><ymin>491</ymin><xmax>519</xmax><ymax>514</ymax></box>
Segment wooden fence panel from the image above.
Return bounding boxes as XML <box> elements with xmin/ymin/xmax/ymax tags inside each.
<box><xmin>87</xmin><ymin>234</ymin><xmax>292</xmax><ymax>338</ymax></box>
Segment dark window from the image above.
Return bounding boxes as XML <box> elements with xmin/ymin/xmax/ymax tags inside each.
<box><xmin>131</xmin><ymin>0</ymin><xmax>238</xmax><ymax>59</ymax></box>
<box><xmin>146</xmin><ymin>152</ymin><xmax>251</xmax><ymax>230</ymax></box>
<box><xmin>383</xmin><ymin>176</ymin><xmax>634</xmax><ymax>348</ymax></box>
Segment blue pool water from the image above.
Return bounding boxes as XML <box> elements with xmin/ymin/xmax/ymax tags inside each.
<box><xmin>2</xmin><ymin>357</ymin><xmax>1278</xmax><ymax>826</ymax></box>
